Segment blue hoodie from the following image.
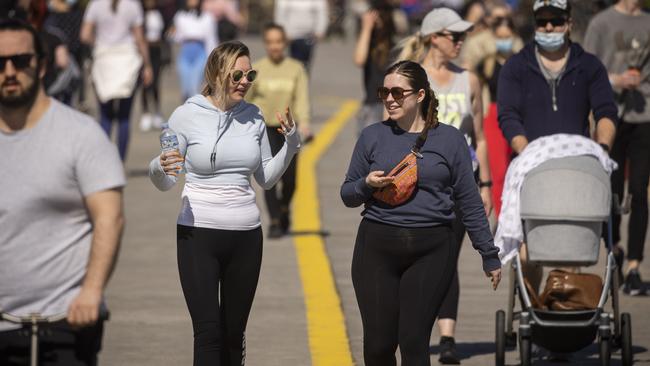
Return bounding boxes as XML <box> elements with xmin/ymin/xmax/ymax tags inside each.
<box><xmin>149</xmin><ymin>95</ymin><xmax>301</xmax><ymax>191</ymax></box>
<box><xmin>497</xmin><ymin>42</ymin><xmax>618</xmax><ymax>145</ymax></box>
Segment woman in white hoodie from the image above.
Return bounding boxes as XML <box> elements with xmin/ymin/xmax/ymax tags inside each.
<box><xmin>149</xmin><ymin>41</ymin><xmax>300</xmax><ymax>365</ymax></box>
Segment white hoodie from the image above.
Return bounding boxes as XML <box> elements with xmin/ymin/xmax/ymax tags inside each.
<box><xmin>149</xmin><ymin>95</ymin><xmax>301</xmax><ymax>230</ymax></box>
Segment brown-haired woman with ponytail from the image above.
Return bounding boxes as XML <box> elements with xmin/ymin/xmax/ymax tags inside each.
<box><xmin>397</xmin><ymin>8</ymin><xmax>494</xmax><ymax>363</ymax></box>
<box><xmin>149</xmin><ymin>41</ymin><xmax>301</xmax><ymax>365</ymax></box>
<box><xmin>341</xmin><ymin>60</ymin><xmax>501</xmax><ymax>366</ymax></box>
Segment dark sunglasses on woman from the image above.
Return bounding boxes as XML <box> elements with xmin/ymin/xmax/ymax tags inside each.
<box><xmin>378</xmin><ymin>87</ymin><xmax>415</xmax><ymax>101</ymax></box>
<box><xmin>436</xmin><ymin>31</ymin><xmax>467</xmax><ymax>44</ymax></box>
<box><xmin>231</xmin><ymin>69</ymin><xmax>257</xmax><ymax>83</ymax></box>
<box><xmin>0</xmin><ymin>54</ymin><xmax>34</xmax><ymax>73</ymax></box>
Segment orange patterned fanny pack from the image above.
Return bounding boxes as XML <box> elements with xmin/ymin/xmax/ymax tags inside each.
<box><xmin>372</xmin><ymin>149</ymin><xmax>423</xmax><ymax>206</ymax></box>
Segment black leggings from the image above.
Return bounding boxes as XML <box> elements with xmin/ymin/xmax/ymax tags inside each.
<box><xmin>352</xmin><ymin>219</ymin><xmax>456</xmax><ymax>366</ymax></box>
<box><xmin>177</xmin><ymin>225</ymin><xmax>263</xmax><ymax>366</ymax></box>
<box><xmin>437</xmin><ymin>213</ymin><xmax>465</xmax><ymax>320</ymax></box>
<box><xmin>610</xmin><ymin>121</ymin><xmax>650</xmax><ymax>261</ymax></box>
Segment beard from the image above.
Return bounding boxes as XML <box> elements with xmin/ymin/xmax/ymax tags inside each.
<box><xmin>0</xmin><ymin>72</ymin><xmax>40</xmax><ymax>109</ymax></box>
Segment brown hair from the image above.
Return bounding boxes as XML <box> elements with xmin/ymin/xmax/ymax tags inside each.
<box><xmin>111</xmin><ymin>0</ymin><xmax>120</xmax><ymax>12</ymax></box>
<box><xmin>384</xmin><ymin>60</ymin><xmax>439</xmax><ymax>148</ymax></box>
<box><xmin>201</xmin><ymin>41</ymin><xmax>250</xmax><ymax>106</ymax></box>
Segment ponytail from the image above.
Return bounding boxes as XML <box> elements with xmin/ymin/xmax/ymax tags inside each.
<box><xmin>414</xmin><ymin>88</ymin><xmax>439</xmax><ymax>150</ymax></box>
<box><xmin>396</xmin><ymin>33</ymin><xmax>429</xmax><ymax>63</ymax></box>
<box><xmin>111</xmin><ymin>0</ymin><xmax>120</xmax><ymax>12</ymax></box>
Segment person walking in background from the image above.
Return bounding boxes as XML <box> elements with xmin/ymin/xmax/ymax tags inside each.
<box><xmin>171</xmin><ymin>0</ymin><xmax>217</xmax><ymax>101</ymax></box>
<box><xmin>139</xmin><ymin>0</ymin><xmax>165</xmax><ymax>131</ymax></box>
<box><xmin>353</xmin><ymin>0</ymin><xmax>397</xmax><ymax>134</ymax></box>
<box><xmin>149</xmin><ymin>41</ymin><xmax>301</xmax><ymax>365</ymax></box>
<box><xmin>81</xmin><ymin>0</ymin><xmax>153</xmax><ymax>161</ymax></box>
<box><xmin>274</xmin><ymin>0</ymin><xmax>329</xmax><ymax>72</ymax></box>
<box><xmin>476</xmin><ymin>15</ymin><xmax>520</xmax><ymax>218</ymax></box>
<box><xmin>496</xmin><ymin>0</ymin><xmax>617</xmax><ymax>294</ymax></box>
<box><xmin>43</xmin><ymin>0</ymin><xmax>86</xmax><ymax>106</ymax></box>
<box><xmin>340</xmin><ymin>60</ymin><xmax>501</xmax><ymax>366</ymax></box>
<box><xmin>584</xmin><ymin>0</ymin><xmax>650</xmax><ymax>296</ymax></box>
<box><xmin>204</xmin><ymin>0</ymin><xmax>245</xmax><ymax>42</ymax></box>
<box><xmin>0</xmin><ymin>18</ymin><xmax>125</xmax><ymax>365</ymax></box>
<box><xmin>397</xmin><ymin>8</ymin><xmax>492</xmax><ymax>363</ymax></box>
<box><xmin>247</xmin><ymin>23</ymin><xmax>311</xmax><ymax>238</ymax></box>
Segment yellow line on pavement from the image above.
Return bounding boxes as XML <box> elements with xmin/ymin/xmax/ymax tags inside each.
<box><xmin>293</xmin><ymin>100</ymin><xmax>360</xmax><ymax>366</ymax></box>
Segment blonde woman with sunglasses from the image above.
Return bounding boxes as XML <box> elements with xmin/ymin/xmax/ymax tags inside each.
<box><xmin>397</xmin><ymin>7</ymin><xmax>492</xmax><ymax>364</ymax></box>
<box><xmin>148</xmin><ymin>41</ymin><xmax>301</xmax><ymax>366</ymax></box>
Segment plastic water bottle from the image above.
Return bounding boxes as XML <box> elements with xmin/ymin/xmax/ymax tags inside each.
<box><xmin>160</xmin><ymin>123</ymin><xmax>183</xmax><ymax>173</ymax></box>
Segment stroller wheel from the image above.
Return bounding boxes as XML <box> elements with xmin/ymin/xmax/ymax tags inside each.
<box><xmin>495</xmin><ymin>310</ymin><xmax>506</xmax><ymax>366</ymax></box>
<box><xmin>599</xmin><ymin>335</ymin><xmax>611</xmax><ymax>366</ymax></box>
<box><xmin>621</xmin><ymin>313</ymin><xmax>633</xmax><ymax>366</ymax></box>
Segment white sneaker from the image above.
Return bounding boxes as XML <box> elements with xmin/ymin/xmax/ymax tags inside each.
<box><xmin>152</xmin><ymin>113</ymin><xmax>164</xmax><ymax>129</ymax></box>
<box><xmin>139</xmin><ymin>113</ymin><xmax>152</xmax><ymax>131</ymax></box>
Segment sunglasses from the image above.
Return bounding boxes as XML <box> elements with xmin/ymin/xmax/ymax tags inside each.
<box><xmin>535</xmin><ymin>17</ymin><xmax>567</xmax><ymax>28</ymax></box>
<box><xmin>231</xmin><ymin>69</ymin><xmax>257</xmax><ymax>83</ymax></box>
<box><xmin>436</xmin><ymin>32</ymin><xmax>467</xmax><ymax>44</ymax></box>
<box><xmin>0</xmin><ymin>54</ymin><xmax>35</xmax><ymax>73</ymax></box>
<box><xmin>378</xmin><ymin>87</ymin><xmax>415</xmax><ymax>101</ymax></box>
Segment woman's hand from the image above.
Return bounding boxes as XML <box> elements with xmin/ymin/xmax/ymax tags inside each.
<box><xmin>160</xmin><ymin>150</ymin><xmax>184</xmax><ymax>176</ymax></box>
<box><xmin>142</xmin><ymin>64</ymin><xmax>154</xmax><ymax>87</ymax></box>
<box><xmin>361</xmin><ymin>10</ymin><xmax>378</xmax><ymax>31</ymax></box>
<box><xmin>365</xmin><ymin>171</ymin><xmax>395</xmax><ymax>188</ymax></box>
<box><xmin>275</xmin><ymin>107</ymin><xmax>296</xmax><ymax>135</ymax></box>
<box><xmin>486</xmin><ymin>268</ymin><xmax>502</xmax><ymax>290</ymax></box>
<box><xmin>480</xmin><ymin>187</ymin><xmax>493</xmax><ymax>217</ymax></box>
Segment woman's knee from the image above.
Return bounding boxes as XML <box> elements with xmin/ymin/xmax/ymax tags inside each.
<box><xmin>193</xmin><ymin>320</ymin><xmax>221</xmax><ymax>349</ymax></box>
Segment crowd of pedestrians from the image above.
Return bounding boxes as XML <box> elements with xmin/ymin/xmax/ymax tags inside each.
<box><xmin>0</xmin><ymin>0</ymin><xmax>648</xmax><ymax>365</ymax></box>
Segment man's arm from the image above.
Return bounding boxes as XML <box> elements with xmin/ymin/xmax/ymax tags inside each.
<box><xmin>497</xmin><ymin>57</ymin><xmax>528</xmax><ymax>153</ymax></box>
<box><xmin>595</xmin><ymin>117</ymin><xmax>616</xmax><ymax>150</ymax></box>
<box><xmin>67</xmin><ymin>188</ymin><xmax>124</xmax><ymax>327</ymax></box>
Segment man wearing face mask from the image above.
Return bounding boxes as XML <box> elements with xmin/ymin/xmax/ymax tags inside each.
<box><xmin>498</xmin><ymin>0</ymin><xmax>617</xmax><ymax>156</ymax></box>
<box><xmin>496</xmin><ymin>0</ymin><xmax>618</xmax><ymax>292</ymax></box>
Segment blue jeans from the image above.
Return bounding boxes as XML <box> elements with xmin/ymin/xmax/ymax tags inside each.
<box><xmin>176</xmin><ymin>41</ymin><xmax>207</xmax><ymax>100</ymax></box>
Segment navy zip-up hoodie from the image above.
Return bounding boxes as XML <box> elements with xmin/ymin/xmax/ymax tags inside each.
<box><xmin>497</xmin><ymin>42</ymin><xmax>618</xmax><ymax>144</ymax></box>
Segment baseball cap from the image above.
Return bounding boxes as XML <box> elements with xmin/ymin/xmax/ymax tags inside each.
<box><xmin>533</xmin><ymin>0</ymin><xmax>571</xmax><ymax>15</ymax></box>
<box><xmin>420</xmin><ymin>8</ymin><xmax>473</xmax><ymax>36</ymax></box>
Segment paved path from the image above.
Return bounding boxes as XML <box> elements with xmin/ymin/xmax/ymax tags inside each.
<box><xmin>95</xmin><ymin>32</ymin><xmax>650</xmax><ymax>366</ymax></box>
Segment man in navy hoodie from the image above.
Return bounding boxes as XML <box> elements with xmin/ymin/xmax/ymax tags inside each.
<box><xmin>496</xmin><ymin>0</ymin><xmax>618</xmax><ymax>291</ymax></box>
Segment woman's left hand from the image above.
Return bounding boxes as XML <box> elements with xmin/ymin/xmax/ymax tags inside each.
<box><xmin>486</xmin><ymin>268</ymin><xmax>502</xmax><ymax>290</ymax></box>
<box><xmin>480</xmin><ymin>188</ymin><xmax>493</xmax><ymax>217</ymax></box>
<box><xmin>275</xmin><ymin>107</ymin><xmax>296</xmax><ymax>135</ymax></box>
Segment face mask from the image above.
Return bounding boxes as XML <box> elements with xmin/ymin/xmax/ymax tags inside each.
<box><xmin>495</xmin><ymin>38</ymin><xmax>513</xmax><ymax>54</ymax></box>
<box><xmin>535</xmin><ymin>31</ymin><xmax>566</xmax><ymax>52</ymax></box>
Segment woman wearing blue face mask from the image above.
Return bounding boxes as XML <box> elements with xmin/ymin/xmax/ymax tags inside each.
<box><xmin>476</xmin><ymin>15</ymin><xmax>521</xmax><ymax>219</ymax></box>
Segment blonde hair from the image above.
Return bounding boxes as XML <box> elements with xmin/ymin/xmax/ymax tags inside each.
<box><xmin>396</xmin><ymin>32</ymin><xmax>431</xmax><ymax>63</ymax></box>
<box><xmin>201</xmin><ymin>41</ymin><xmax>250</xmax><ymax>106</ymax></box>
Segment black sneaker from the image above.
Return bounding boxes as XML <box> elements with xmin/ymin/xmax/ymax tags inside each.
<box><xmin>623</xmin><ymin>269</ymin><xmax>646</xmax><ymax>296</ymax></box>
<box><xmin>438</xmin><ymin>336</ymin><xmax>461</xmax><ymax>365</ymax></box>
<box><xmin>267</xmin><ymin>224</ymin><xmax>284</xmax><ymax>239</ymax></box>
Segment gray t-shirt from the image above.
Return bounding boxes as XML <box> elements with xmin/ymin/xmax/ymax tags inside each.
<box><xmin>0</xmin><ymin>100</ymin><xmax>125</xmax><ymax>330</ymax></box>
<box><xmin>584</xmin><ymin>6</ymin><xmax>650</xmax><ymax>123</ymax></box>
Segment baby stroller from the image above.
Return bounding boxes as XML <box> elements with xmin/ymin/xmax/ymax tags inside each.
<box><xmin>495</xmin><ymin>156</ymin><xmax>633</xmax><ymax>366</ymax></box>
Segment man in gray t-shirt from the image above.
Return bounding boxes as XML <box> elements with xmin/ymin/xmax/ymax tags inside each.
<box><xmin>0</xmin><ymin>19</ymin><xmax>125</xmax><ymax>365</ymax></box>
<box><xmin>584</xmin><ymin>0</ymin><xmax>650</xmax><ymax>296</ymax></box>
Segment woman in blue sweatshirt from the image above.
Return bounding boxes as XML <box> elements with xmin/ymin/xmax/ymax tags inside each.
<box><xmin>149</xmin><ymin>41</ymin><xmax>301</xmax><ymax>365</ymax></box>
<box><xmin>340</xmin><ymin>60</ymin><xmax>501</xmax><ymax>366</ymax></box>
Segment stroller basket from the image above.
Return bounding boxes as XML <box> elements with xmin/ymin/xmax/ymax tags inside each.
<box><xmin>520</xmin><ymin>156</ymin><xmax>611</xmax><ymax>266</ymax></box>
